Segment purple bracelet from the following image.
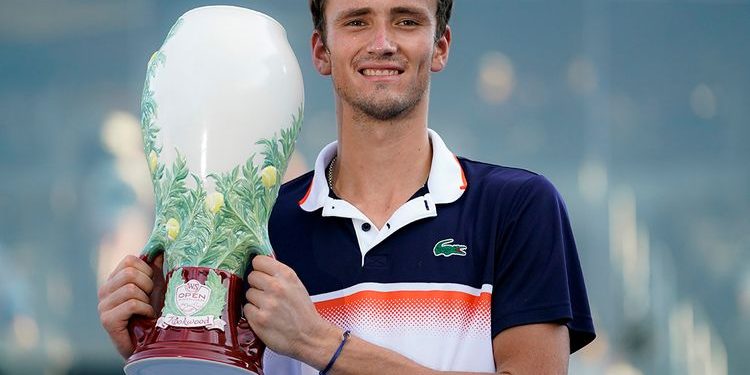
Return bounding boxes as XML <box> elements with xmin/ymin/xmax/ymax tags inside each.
<box><xmin>319</xmin><ymin>330</ymin><xmax>351</xmax><ymax>375</ymax></box>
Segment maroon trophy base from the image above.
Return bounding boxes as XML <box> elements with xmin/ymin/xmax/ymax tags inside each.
<box><xmin>125</xmin><ymin>267</ymin><xmax>264</xmax><ymax>375</ymax></box>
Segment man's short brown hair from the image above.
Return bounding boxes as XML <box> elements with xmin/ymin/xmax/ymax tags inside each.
<box><xmin>309</xmin><ymin>0</ymin><xmax>453</xmax><ymax>45</ymax></box>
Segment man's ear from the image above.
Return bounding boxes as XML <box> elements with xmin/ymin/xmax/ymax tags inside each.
<box><xmin>311</xmin><ymin>30</ymin><xmax>332</xmax><ymax>76</ymax></box>
<box><xmin>431</xmin><ymin>25</ymin><xmax>451</xmax><ymax>73</ymax></box>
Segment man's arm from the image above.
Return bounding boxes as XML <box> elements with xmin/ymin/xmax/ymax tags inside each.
<box><xmin>245</xmin><ymin>256</ymin><xmax>570</xmax><ymax>374</ymax></box>
<box><xmin>492</xmin><ymin>323</ymin><xmax>569</xmax><ymax>375</ymax></box>
<box><xmin>295</xmin><ymin>323</ymin><xmax>569</xmax><ymax>375</ymax></box>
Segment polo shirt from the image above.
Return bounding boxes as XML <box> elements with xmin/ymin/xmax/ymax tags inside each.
<box><xmin>262</xmin><ymin>129</ymin><xmax>595</xmax><ymax>373</ymax></box>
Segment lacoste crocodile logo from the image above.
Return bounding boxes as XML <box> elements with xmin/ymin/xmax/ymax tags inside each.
<box><xmin>433</xmin><ymin>239</ymin><xmax>467</xmax><ymax>257</ymax></box>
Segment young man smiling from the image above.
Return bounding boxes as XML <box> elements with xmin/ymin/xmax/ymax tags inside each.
<box><xmin>247</xmin><ymin>0</ymin><xmax>595</xmax><ymax>373</ymax></box>
<box><xmin>98</xmin><ymin>0</ymin><xmax>595</xmax><ymax>373</ymax></box>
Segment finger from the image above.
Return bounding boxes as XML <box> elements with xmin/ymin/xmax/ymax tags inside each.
<box><xmin>243</xmin><ymin>301</ymin><xmax>273</xmax><ymax>332</ymax></box>
<box><xmin>245</xmin><ymin>287</ymin><xmax>265</xmax><ymax>308</ymax></box>
<box><xmin>247</xmin><ymin>270</ymin><xmax>275</xmax><ymax>291</ymax></box>
<box><xmin>100</xmin><ymin>298</ymin><xmax>156</xmax><ymax>332</ymax></box>
<box><xmin>108</xmin><ymin>255</ymin><xmax>153</xmax><ymax>281</ymax></box>
<box><xmin>102</xmin><ymin>267</ymin><xmax>155</xmax><ymax>298</ymax></box>
<box><xmin>98</xmin><ymin>283</ymin><xmax>151</xmax><ymax>314</ymax></box>
<box><xmin>251</xmin><ymin>255</ymin><xmax>283</xmax><ymax>275</ymax></box>
<box><xmin>243</xmin><ymin>302</ymin><xmax>261</xmax><ymax>325</ymax></box>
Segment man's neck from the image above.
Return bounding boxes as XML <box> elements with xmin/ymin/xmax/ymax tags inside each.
<box><xmin>331</xmin><ymin>103</ymin><xmax>432</xmax><ymax>229</ymax></box>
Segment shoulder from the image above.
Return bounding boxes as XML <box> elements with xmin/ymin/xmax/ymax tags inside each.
<box><xmin>268</xmin><ymin>171</ymin><xmax>315</xmax><ymax>249</ymax></box>
<box><xmin>275</xmin><ymin>170</ymin><xmax>315</xmax><ymax>208</ymax></box>
<box><xmin>458</xmin><ymin>157</ymin><xmax>561</xmax><ymax>204</ymax></box>
<box><xmin>268</xmin><ymin>170</ymin><xmax>315</xmax><ymax>225</ymax></box>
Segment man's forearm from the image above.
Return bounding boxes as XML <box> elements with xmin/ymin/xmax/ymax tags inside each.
<box><xmin>295</xmin><ymin>322</ymin><xmax>570</xmax><ymax>375</ymax></box>
<box><xmin>296</xmin><ymin>328</ymin><xmax>496</xmax><ymax>375</ymax></box>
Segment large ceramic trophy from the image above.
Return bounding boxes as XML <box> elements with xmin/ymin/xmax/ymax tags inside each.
<box><xmin>124</xmin><ymin>6</ymin><xmax>303</xmax><ymax>375</ymax></box>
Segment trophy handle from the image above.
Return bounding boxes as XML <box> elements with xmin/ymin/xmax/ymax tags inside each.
<box><xmin>236</xmin><ymin>316</ymin><xmax>264</xmax><ymax>364</ymax></box>
<box><xmin>127</xmin><ymin>252</ymin><xmax>166</xmax><ymax>352</ymax></box>
<box><xmin>234</xmin><ymin>253</ymin><xmax>268</xmax><ymax>364</ymax></box>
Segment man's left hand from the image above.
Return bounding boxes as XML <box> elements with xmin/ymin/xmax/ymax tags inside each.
<box><xmin>244</xmin><ymin>255</ymin><xmax>339</xmax><ymax>361</ymax></box>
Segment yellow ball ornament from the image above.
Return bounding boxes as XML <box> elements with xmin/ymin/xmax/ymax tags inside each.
<box><xmin>260</xmin><ymin>166</ymin><xmax>278</xmax><ymax>189</ymax></box>
<box><xmin>166</xmin><ymin>218</ymin><xmax>180</xmax><ymax>240</ymax></box>
<box><xmin>205</xmin><ymin>191</ymin><xmax>225</xmax><ymax>214</ymax></box>
<box><xmin>148</xmin><ymin>151</ymin><xmax>158</xmax><ymax>174</ymax></box>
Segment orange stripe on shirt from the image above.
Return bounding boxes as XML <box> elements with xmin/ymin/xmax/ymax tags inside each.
<box><xmin>314</xmin><ymin>289</ymin><xmax>490</xmax><ymax>310</ymax></box>
<box><xmin>297</xmin><ymin>180</ymin><xmax>314</xmax><ymax>205</ymax></box>
<box><xmin>314</xmin><ymin>289</ymin><xmax>492</xmax><ymax>334</ymax></box>
<box><xmin>454</xmin><ymin>155</ymin><xmax>468</xmax><ymax>190</ymax></box>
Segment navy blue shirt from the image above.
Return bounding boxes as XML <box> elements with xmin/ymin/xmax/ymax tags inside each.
<box><xmin>264</xmin><ymin>130</ymin><xmax>595</xmax><ymax>372</ymax></box>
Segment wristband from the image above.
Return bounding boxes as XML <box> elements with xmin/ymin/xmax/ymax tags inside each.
<box><xmin>319</xmin><ymin>330</ymin><xmax>351</xmax><ymax>375</ymax></box>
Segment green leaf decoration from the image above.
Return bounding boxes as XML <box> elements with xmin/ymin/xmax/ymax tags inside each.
<box><xmin>194</xmin><ymin>270</ymin><xmax>227</xmax><ymax>317</ymax></box>
<box><xmin>138</xmin><ymin>23</ymin><xmax>304</xmax><ymax>276</ymax></box>
<box><xmin>160</xmin><ymin>268</ymin><xmax>184</xmax><ymax>317</ymax></box>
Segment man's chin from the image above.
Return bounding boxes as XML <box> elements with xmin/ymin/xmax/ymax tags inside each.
<box><xmin>355</xmin><ymin>101</ymin><xmax>413</xmax><ymax>121</ymax></box>
<box><xmin>336</xmin><ymin>84</ymin><xmax>424</xmax><ymax>121</ymax></box>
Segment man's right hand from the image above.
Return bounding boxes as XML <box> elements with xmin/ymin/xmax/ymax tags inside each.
<box><xmin>97</xmin><ymin>253</ymin><xmax>165</xmax><ymax>359</ymax></box>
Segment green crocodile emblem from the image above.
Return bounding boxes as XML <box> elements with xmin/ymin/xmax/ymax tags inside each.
<box><xmin>433</xmin><ymin>239</ymin><xmax>467</xmax><ymax>257</ymax></box>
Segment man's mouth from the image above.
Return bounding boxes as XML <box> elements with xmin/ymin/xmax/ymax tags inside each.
<box><xmin>360</xmin><ymin>68</ymin><xmax>403</xmax><ymax>76</ymax></box>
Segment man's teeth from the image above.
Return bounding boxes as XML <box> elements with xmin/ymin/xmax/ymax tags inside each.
<box><xmin>362</xmin><ymin>69</ymin><xmax>400</xmax><ymax>76</ymax></box>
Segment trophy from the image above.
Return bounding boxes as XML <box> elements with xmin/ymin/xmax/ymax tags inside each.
<box><xmin>124</xmin><ymin>6</ymin><xmax>303</xmax><ymax>374</ymax></box>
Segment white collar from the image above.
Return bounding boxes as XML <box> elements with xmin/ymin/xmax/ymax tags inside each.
<box><xmin>298</xmin><ymin>128</ymin><xmax>466</xmax><ymax>211</ymax></box>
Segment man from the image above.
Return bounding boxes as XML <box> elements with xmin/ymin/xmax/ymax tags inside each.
<box><xmin>98</xmin><ymin>0</ymin><xmax>595</xmax><ymax>373</ymax></box>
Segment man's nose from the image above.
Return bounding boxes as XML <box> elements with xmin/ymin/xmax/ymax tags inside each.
<box><xmin>367</xmin><ymin>25</ymin><xmax>397</xmax><ymax>55</ymax></box>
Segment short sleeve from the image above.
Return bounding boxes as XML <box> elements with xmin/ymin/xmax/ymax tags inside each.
<box><xmin>491</xmin><ymin>174</ymin><xmax>595</xmax><ymax>353</ymax></box>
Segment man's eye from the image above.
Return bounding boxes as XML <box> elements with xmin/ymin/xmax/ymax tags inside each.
<box><xmin>398</xmin><ymin>19</ymin><xmax>419</xmax><ymax>26</ymax></box>
<box><xmin>345</xmin><ymin>20</ymin><xmax>366</xmax><ymax>27</ymax></box>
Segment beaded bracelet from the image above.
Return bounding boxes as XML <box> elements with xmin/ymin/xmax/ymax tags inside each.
<box><xmin>319</xmin><ymin>330</ymin><xmax>351</xmax><ymax>375</ymax></box>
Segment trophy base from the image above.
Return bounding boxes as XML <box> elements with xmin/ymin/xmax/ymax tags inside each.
<box><xmin>126</xmin><ymin>267</ymin><xmax>265</xmax><ymax>375</ymax></box>
<box><xmin>125</xmin><ymin>357</ymin><xmax>259</xmax><ymax>375</ymax></box>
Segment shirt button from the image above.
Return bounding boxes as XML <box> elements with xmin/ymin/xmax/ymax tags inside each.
<box><xmin>361</xmin><ymin>222</ymin><xmax>371</xmax><ymax>232</ymax></box>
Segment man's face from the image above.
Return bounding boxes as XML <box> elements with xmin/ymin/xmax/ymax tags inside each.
<box><xmin>312</xmin><ymin>0</ymin><xmax>450</xmax><ymax>121</ymax></box>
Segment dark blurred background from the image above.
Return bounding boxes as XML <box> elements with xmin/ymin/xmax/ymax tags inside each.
<box><xmin>1</xmin><ymin>0</ymin><xmax>748</xmax><ymax>374</ymax></box>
